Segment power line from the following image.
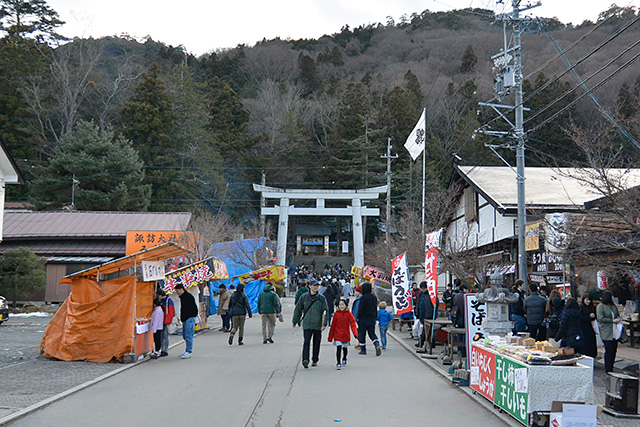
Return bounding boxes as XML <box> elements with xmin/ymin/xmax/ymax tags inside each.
<box><xmin>475</xmin><ymin>13</ymin><xmax>640</xmax><ymax>136</ymax></box>
<box><xmin>521</xmin><ymin>14</ymin><xmax>640</xmax><ymax>109</ymax></box>
<box><xmin>524</xmin><ymin>12</ymin><xmax>617</xmax><ymax>79</ymax></box>
<box><xmin>524</xmin><ymin>37</ymin><xmax>640</xmax><ymax>127</ymax></box>
<box><xmin>542</xmin><ymin>28</ymin><xmax>639</xmax><ymax>147</ymax></box>
<box><xmin>528</xmin><ymin>49</ymin><xmax>640</xmax><ymax>135</ymax></box>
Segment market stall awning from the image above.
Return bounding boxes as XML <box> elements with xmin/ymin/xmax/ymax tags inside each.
<box><xmin>63</xmin><ymin>242</ymin><xmax>193</xmax><ymax>280</ymax></box>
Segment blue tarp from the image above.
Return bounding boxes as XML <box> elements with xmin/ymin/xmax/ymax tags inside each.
<box><xmin>208</xmin><ymin>238</ymin><xmax>270</xmax><ymax>314</ymax></box>
<box><xmin>208</xmin><ymin>279</ymin><xmax>265</xmax><ymax>314</ymax></box>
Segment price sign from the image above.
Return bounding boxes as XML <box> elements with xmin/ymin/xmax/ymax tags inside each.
<box><xmin>142</xmin><ymin>261</ymin><xmax>165</xmax><ymax>281</ymax></box>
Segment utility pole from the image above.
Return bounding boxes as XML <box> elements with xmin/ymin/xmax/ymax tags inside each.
<box><xmin>513</xmin><ymin>1</ymin><xmax>529</xmax><ymax>287</ymax></box>
<box><xmin>381</xmin><ymin>137</ymin><xmax>398</xmax><ymax>243</ymax></box>
<box><xmin>260</xmin><ymin>170</ymin><xmax>266</xmax><ymax>236</ymax></box>
<box><xmin>476</xmin><ymin>0</ymin><xmax>540</xmax><ymax>287</ymax></box>
<box><xmin>71</xmin><ymin>174</ymin><xmax>79</xmax><ymax>209</ymax></box>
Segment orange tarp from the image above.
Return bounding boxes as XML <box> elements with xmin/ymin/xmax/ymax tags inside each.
<box><xmin>41</xmin><ymin>275</ymin><xmax>153</xmax><ymax>363</ymax></box>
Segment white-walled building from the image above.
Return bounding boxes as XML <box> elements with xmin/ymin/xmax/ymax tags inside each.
<box><xmin>0</xmin><ymin>138</ymin><xmax>23</xmax><ymax>243</ymax></box>
<box><xmin>443</xmin><ymin>165</ymin><xmax>640</xmax><ymax>287</ymax></box>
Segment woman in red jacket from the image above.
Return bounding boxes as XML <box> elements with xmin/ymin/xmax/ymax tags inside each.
<box><xmin>328</xmin><ymin>299</ymin><xmax>358</xmax><ymax>370</ymax></box>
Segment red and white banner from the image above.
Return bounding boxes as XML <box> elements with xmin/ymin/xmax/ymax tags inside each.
<box><xmin>424</xmin><ymin>230</ymin><xmax>441</xmax><ymax>307</ymax></box>
<box><xmin>391</xmin><ymin>253</ymin><xmax>412</xmax><ymax>315</ymax></box>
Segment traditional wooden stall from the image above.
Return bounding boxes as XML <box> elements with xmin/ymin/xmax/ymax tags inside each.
<box><xmin>41</xmin><ymin>243</ymin><xmax>192</xmax><ymax>363</ymax></box>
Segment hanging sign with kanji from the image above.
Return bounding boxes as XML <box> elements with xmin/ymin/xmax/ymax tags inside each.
<box><xmin>361</xmin><ymin>265</ymin><xmax>391</xmax><ymax>283</ymax></box>
<box><xmin>126</xmin><ymin>230</ymin><xmax>193</xmax><ymax>255</ymax></box>
<box><xmin>425</xmin><ymin>229</ymin><xmax>442</xmax><ymax>306</ymax></box>
<box><xmin>159</xmin><ymin>257</ymin><xmax>228</xmax><ymax>294</ymax></box>
<box><xmin>236</xmin><ymin>265</ymin><xmax>286</xmax><ymax>284</ymax></box>
<box><xmin>391</xmin><ymin>253</ymin><xmax>413</xmax><ymax>315</ymax></box>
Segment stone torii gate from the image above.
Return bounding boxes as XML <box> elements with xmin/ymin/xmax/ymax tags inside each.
<box><xmin>253</xmin><ymin>184</ymin><xmax>387</xmax><ymax>268</ymax></box>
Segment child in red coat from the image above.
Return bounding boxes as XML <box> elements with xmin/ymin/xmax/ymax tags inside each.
<box><xmin>328</xmin><ymin>299</ymin><xmax>358</xmax><ymax>370</ymax></box>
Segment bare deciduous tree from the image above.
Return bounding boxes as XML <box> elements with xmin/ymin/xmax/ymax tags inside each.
<box><xmin>184</xmin><ymin>210</ymin><xmax>274</xmax><ymax>271</ymax></box>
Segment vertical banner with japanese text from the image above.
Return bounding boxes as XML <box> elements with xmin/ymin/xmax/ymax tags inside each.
<box><xmin>495</xmin><ymin>355</ymin><xmax>529</xmax><ymax>425</ymax></box>
<box><xmin>470</xmin><ymin>344</ymin><xmax>496</xmax><ymax>402</ymax></box>
<box><xmin>391</xmin><ymin>253</ymin><xmax>412</xmax><ymax>315</ymax></box>
<box><xmin>424</xmin><ymin>230</ymin><xmax>442</xmax><ymax>306</ymax></box>
<box><xmin>465</xmin><ymin>293</ymin><xmax>486</xmax><ymax>355</ymax></box>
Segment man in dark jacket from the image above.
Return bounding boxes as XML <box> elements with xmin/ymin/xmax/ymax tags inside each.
<box><xmin>175</xmin><ymin>283</ymin><xmax>198</xmax><ymax>359</ymax></box>
<box><xmin>292</xmin><ymin>279</ymin><xmax>328</xmax><ymax>368</ymax></box>
<box><xmin>323</xmin><ymin>279</ymin><xmax>337</xmax><ymax>325</ymax></box>
<box><xmin>509</xmin><ymin>279</ymin><xmax>527</xmax><ymax>334</ymax></box>
<box><xmin>228</xmin><ymin>283</ymin><xmax>253</xmax><ymax>346</ymax></box>
<box><xmin>523</xmin><ymin>283</ymin><xmax>547</xmax><ymax>341</ymax></box>
<box><xmin>356</xmin><ymin>282</ymin><xmax>382</xmax><ymax>356</ymax></box>
<box><xmin>451</xmin><ymin>285</ymin><xmax>466</xmax><ymax>329</ymax></box>
<box><xmin>443</xmin><ymin>284</ymin><xmax>454</xmax><ymax>314</ymax></box>
<box><xmin>417</xmin><ymin>281</ymin><xmax>439</xmax><ymax>352</ymax></box>
<box><xmin>258</xmin><ymin>283</ymin><xmax>281</xmax><ymax>344</ymax></box>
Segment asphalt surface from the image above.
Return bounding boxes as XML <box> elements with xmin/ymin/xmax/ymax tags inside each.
<box><xmin>2</xmin><ymin>300</ymin><xmax>504</xmax><ymax>427</ymax></box>
<box><xmin>0</xmin><ymin>313</ymin><xmax>124</xmax><ymax>420</ymax></box>
<box><xmin>2</xmin><ymin>301</ymin><xmax>638</xmax><ymax>426</ymax></box>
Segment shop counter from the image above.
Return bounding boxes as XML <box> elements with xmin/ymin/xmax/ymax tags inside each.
<box><xmin>469</xmin><ymin>343</ymin><xmax>594</xmax><ymax>425</ymax></box>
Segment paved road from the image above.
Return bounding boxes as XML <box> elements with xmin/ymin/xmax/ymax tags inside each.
<box><xmin>7</xmin><ymin>299</ymin><xmax>504</xmax><ymax>427</ymax></box>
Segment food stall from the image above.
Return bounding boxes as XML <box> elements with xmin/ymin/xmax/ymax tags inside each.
<box><xmin>41</xmin><ymin>243</ymin><xmax>192</xmax><ymax>363</ymax></box>
<box><xmin>470</xmin><ymin>339</ymin><xmax>594</xmax><ymax>425</ymax></box>
<box><xmin>468</xmin><ymin>273</ymin><xmax>594</xmax><ymax>425</ymax></box>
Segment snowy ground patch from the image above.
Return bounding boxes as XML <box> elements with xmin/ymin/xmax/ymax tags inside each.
<box><xmin>9</xmin><ymin>312</ymin><xmax>52</xmax><ymax>318</ymax></box>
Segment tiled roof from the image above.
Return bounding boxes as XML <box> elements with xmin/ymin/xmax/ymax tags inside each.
<box><xmin>0</xmin><ymin>239</ymin><xmax>125</xmax><ymax>255</ymax></box>
<box><xmin>3</xmin><ymin>211</ymin><xmax>192</xmax><ymax>238</ymax></box>
<box><xmin>457</xmin><ymin>166</ymin><xmax>640</xmax><ymax>211</ymax></box>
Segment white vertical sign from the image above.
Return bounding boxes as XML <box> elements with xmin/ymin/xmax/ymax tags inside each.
<box><xmin>465</xmin><ymin>293</ymin><xmax>486</xmax><ymax>354</ymax></box>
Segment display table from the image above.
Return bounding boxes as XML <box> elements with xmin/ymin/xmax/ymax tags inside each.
<box><xmin>422</xmin><ymin>318</ymin><xmax>452</xmax><ymax>353</ymax></box>
<box><xmin>622</xmin><ymin>319</ymin><xmax>640</xmax><ymax>348</ymax></box>
<box><xmin>442</xmin><ymin>326</ymin><xmax>466</xmax><ymax>360</ymax></box>
<box><xmin>469</xmin><ymin>343</ymin><xmax>594</xmax><ymax>425</ymax></box>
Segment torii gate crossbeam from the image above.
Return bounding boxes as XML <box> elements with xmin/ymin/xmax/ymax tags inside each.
<box><xmin>253</xmin><ymin>184</ymin><xmax>387</xmax><ymax>268</ymax></box>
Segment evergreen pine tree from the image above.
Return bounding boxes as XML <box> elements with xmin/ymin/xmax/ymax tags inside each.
<box><xmin>617</xmin><ymin>83</ymin><xmax>638</xmax><ymax>119</ymax></box>
<box><xmin>460</xmin><ymin>44</ymin><xmax>478</xmax><ymax>73</ymax></box>
<box><xmin>297</xmin><ymin>53</ymin><xmax>320</xmax><ymax>96</ymax></box>
<box><xmin>120</xmin><ymin>64</ymin><xmax>178</xmax><ymax>211</ymax></box>
<box><xmin>29</xmin><ymin>120</ymin><xmax>151</xmax><ymax>211</ymax></box>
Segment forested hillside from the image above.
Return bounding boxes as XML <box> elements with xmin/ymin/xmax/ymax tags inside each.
<box><xmin>1</xmin><ymin>2</ymin><xmax>639</xmax><ymax>232</ymax></box>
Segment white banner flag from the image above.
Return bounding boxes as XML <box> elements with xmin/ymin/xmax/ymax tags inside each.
<box><xmin>391</xmin><ymin>253</ymin><xmax>412</xmax><ymax>315</ymax></box>
<box><xmin>404</xmin><ymin>109</ymin><xmax>426</xmax><ymax>161</ymax></box>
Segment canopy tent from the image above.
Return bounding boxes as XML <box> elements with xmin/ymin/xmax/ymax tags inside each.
<box><xmin>209</xmin><ymin>238</ymin><xmax>272</xmax><ymax>314</ymax></box>
<box><xmin>41</xmin><ymin>242</ymin><xmax>192</xmax><ymax>363</ymax></box>
<box><xmin>62</xmin><ymin>242</ymin><xmax>192</xmax><ymax>280</ymax></box>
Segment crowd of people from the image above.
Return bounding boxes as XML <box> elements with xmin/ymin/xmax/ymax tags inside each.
<box><xmin>146</xmin><ymin>262</ymin><xmax>398</xmax><ymax>371</ymax></box>
<box><xmin>147</xmin><ymin>268</ymin><xmax>625</xmax><ymax>375</ymax></box>
<box><xmin>508</xmin><ymin>280</ymin><xmax>622</xmax><ymax>372</ymax></box>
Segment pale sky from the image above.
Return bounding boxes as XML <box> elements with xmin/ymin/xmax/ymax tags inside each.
<box><xmin>47</xmin><ymin>0</ymin><xmax>638</xmax><ymax>55</ymax></box>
